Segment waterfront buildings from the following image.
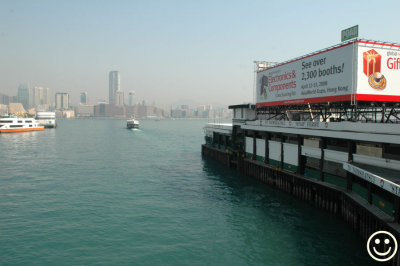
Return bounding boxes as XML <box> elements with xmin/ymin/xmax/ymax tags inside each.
<box><xmin>0</xmin><ymin>104</ymin><xmax>7</xmax><ymax>115</ymax></box>
<box><xmin>94</xmin><ymin>103</ymin><xmax>125</xmax><ymax>117</ymax></box>
<box><xmin>56</xmin><ymin>109</ymin><xmax>75</xmax><ymax>118</ymax></box>
<box><xmin>80</xmin><ymin>92</ymin><xmax>88</xmax><ymax>104</ymax></box>
<box><xmin>30</xmin><ymin>86</ymin><xmax>50</xmax><ymax>108</ymax></box>
<box><xmin>17</xmin><ymin>84</ymin><xmax>29</xmax><ymax>109</ymax></box>
<box><xmin>8</xmin><ymin>103</ymin><xmax>26</xmax><ymax>115</ymax></box>
<box><xmin>55</xmin><ymin>93</ymin><xmax>69</xmax><ymax>110</ymax></box>
<box><xmin>115</xmin><ymin>91</ymin><xmax>124</xmax><ymax>106</ymax></box>
<box><xmin>76</xmin><ymin>104</ymin><xmax>95</xmax><ymax>117</ymax></box>
<box><xmin>128</xmin><ymin>91</ymin><xmax>135</xmax><ymax>106</ymax></box>
<box><xmin>0</xmin><ymin>93</ymin><xmax>9</xmax><ymax>105</ymax></box>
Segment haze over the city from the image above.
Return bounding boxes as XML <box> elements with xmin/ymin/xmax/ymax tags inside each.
<box><xmin>1</xmin><ymin>0</ymin><xmax>399</xmax><ymax>106</ymax></box>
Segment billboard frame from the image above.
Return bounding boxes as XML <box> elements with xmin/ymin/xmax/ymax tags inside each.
<box><xmin>256</xmin><ymin>39</ymin><xmax>400</xmax><ymax>108</ymax></box>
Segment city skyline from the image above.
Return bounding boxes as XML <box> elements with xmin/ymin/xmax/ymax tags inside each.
<box><xmin>1</xmin><ymin>1</ymin><xmax>399</xmax><ymax>107</ymax></box>
<box><xmin>0</xmin><ymin>78</ymin><xmax>228</xmax><ymax>110</ymax></box>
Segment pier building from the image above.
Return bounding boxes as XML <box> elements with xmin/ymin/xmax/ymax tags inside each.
<box><xmin>203</xmin><ymin>39</ymin><xmax>400</xmax><ymax>264</ymax></box>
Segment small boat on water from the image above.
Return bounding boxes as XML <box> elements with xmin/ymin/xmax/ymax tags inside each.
<box><xmin>0</xmin><ymin>117</ymin><xmax>44</xmax><ymax>133</ymax></box>
<box><xmin>127</xmin><ymin>117</ymin><xmax>140</xmax><ymax>129</ymax></box>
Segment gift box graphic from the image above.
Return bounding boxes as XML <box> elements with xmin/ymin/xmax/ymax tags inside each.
<box><xmin>363</xmin><ymin>49</ymin><xmax>381</xmax><ymax>77</ymax></box>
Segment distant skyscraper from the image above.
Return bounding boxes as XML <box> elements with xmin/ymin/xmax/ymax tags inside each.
<box><xmin>10</xmin><ymin>96</ymin><xmax>18</xmax><ymax>103</ymax></box>
<box><xmin>0</xmin><ymin>93</ymin><xmax>10</xmax><ymax>105</ymax></box>
<box><xmin>17</xmin><ymin>84</ymin><xmax>30</xmax><ymax>109</ymax></box>
<box><xmin>30</xmin><ymin>86</ymin><xmax>50</xmax><ymax>107</ymax></box>
<box><xmin>55</xmin><ymin>93</ymin><xmax>69</xmax><ymax>110</ymax></box>
<box><xmin>109</xmin><ymin>71</ymin><xmax>120</xmax><ymax>105</ymax></box>
<box><xmin>115</xmin><ymin>91</ymin><xmax>124</xmax><ymax>106</ymax></box>
<box><xmin>80</xmin><ymin>92</ymin><xmax>88</xmax><ymax>104</ymax></box>
<box><xmin>128</xmin><ymin>91</ymin><xmax>135</xmax><ymax>106</ymax></box>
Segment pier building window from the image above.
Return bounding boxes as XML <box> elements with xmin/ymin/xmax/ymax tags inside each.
<box><xmin>271</xmin><ymin>133</ymin><xmax>281</xmax><ymax>142</ymax></box>
<box><xmin>356</xmin><ymin>143</ymin><xmax>382</xmax><ymax>158</ymax></box>
<box><xmin>383</xmin><ymin>144</ymin><xmax>400</xmax><ymax>161</ymax></box>
<box><xmin>323</xmin><ymin>161</ymin><xmax>346</xmax><ymax>177</ymax></box>
<box><xmin>326</xmin><ymin>138</ymin><xmax>348</xmax><ymax>152</ymax></box>
<box><xmin>305</xmin><ymin>157</ymin><xmax>320</xmax><ymax>170</ymax></box>
<box><xmin>304</xmin><ymin>138</ymin><xmax>320</xmax><ymax>148</ymax></box>
<box><xmin>285</xmin><ymin>135</ymin><xmax>298</xmax><ymax>144</ymax></box>
<box><xmin>245</xmin><ymin>131</ymin><xmax>254</xmax><ymax>138</ymax></box>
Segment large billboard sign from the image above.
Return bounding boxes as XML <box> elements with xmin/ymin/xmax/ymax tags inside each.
<box><xmin>356</xmin><ymin>41</ymin><xmax>400</xmax><ymax>102</ymax></box>
<box><xmin>256</xmin><ymin>40</ymin><xmax>400</xmax><ymax>107</ymax></box>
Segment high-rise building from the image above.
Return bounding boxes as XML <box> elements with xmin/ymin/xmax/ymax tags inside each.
<box><xmin>55</xmin><ymin>93</ymin><xmax>69</xmax><ymax>110</ymax></box>
<box><xmin>109</xmin><ymin>71</ymin><xmax>120</xmax><ymax>105</ymax></box>
<box><xmin>80</xmin><ymin>92</ymin><xmax>88</xmax><ymax>104</ymax></box>
<box><xmin>30</xmin><ymin>86</ymin><xmax>50</xmax><ymax>107</ymax></box>
<box><xmin>17</xmin><ymin>84</ymin><xmax>30</xmax><ymax>109</ymax></box>
<box><xmin>115</xmin><ymin>91</ymin><xmax>124</xmax><ymax>106</ymax></box>
<box><xmin>0</xmin><ymin>93</ymin><xmax>10</xmax><ymax>105</ymax></box>
<box><xmin>128</xmin><ymin>91</ymin><xmax>135</xmax><ymax>106</ymax></box>
<box><xmin>10</xmin><ymin>96</ymin><xmax>18</xmax><ymax>103</ymax></box>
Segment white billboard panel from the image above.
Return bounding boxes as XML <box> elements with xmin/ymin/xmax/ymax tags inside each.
<box><xmin>257</xmin><ymin>43</ymin><xmax>355</xmax><ymax>107</ymax></box>
<box><xmin>256</xmin><ymin>40</ymin><xmax>400</xmax><ymax>107</ymax></box>
<box><xmin>356</xmin><ymin>41</ymin><xmax>400</xmax><ymax>102</ymax></box>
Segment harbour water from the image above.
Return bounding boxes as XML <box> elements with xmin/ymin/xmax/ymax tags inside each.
<box><xmin>0</xmin><ymin>119</ymin><xmax>378</xmax><ymax>265</ymax></box>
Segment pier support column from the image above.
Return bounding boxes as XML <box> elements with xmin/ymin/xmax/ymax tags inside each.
<box><xmin>252</xmin><ymin>132</ymin><xmax>256</xmax><ymax>160</ymax></box>
<box><xmin>224</xmin><ymin>135</ymin><xmax>228</xmax><ymax>150</ymax></box>
<box><xmin>319</xmin><ymin>138</ymin><xmax>326</xmax><ymax>182</ymax></box>
<box><xmin>346</xmin><ymin>140</ymin><xmax>356</xmax><ymax>191</ymax></box>
<box><xmin>264</xmin><ymin>132</ymin><xmax>269</xmax><ymax>164</ymax></box>
<box><xmin>394</xmin><ymin>197</ymin><xmax>400</xmax><ymax>223</ymax></box>
<box><xmin>297</xmin><ymin>135</ymin><xmax>304</xmax><ymax>175</ymax></box>
<box><xmin>280</xmin><ymin>134</ymin><xmax>284</xmax><ymax>169</ymax></box>
<box><xmin>368</xmin><ymin>183</ymin><xmax>373</xmax><ymax>204</ymax></box>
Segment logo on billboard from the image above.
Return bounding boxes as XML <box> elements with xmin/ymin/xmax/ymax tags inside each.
<box><xmin>363</xmin><ymin>49</ymin><xmax>386</xmax><ymax>90</ymax></box>
<box><xmin>260</xmin><ymin>75</ymin><xmax>268</xmax><ymax>99</ymax></box>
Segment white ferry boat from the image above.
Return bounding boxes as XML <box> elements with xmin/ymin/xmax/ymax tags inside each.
<box><xmin>0</xmin><ymin>117</ymin><xmax>44</xmax><ymax>133</ymax></box>
<box><xmin>127</xmin><ymin>117</ymin><xmax>140</xmax><ymax>129</ymax></box>
<box><xmin>35</xmin><ymin>111</ymin><xmax>57</xmax><ymax>128</ymax></box>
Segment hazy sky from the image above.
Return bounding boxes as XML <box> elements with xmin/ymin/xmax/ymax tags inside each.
<box><xmin>1</xmin><ymin>0</ymin><xmax>399</xmax><ymax>107</ymax></box>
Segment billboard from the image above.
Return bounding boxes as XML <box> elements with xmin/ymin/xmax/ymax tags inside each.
<box><xmin>256</xmin><ymin>40</ymin><xmax>400</xmax><ymax>107</ymax></box>
<box><xmin>356</xmin><ymin>41</ymin><xmax>400</xmax><ymax>102</ymax></box>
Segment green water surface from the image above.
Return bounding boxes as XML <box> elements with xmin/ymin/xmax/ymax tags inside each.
<box><xmin>0</xmin><ymin>119</ymin><xmax>378</xmax><ymax>265</ymax></box>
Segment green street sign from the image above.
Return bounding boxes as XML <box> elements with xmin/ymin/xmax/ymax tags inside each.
<box><xmin>341</xmin><ymin>25</ymin><xmax>359</xmax><ymax>42</ymax></box>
